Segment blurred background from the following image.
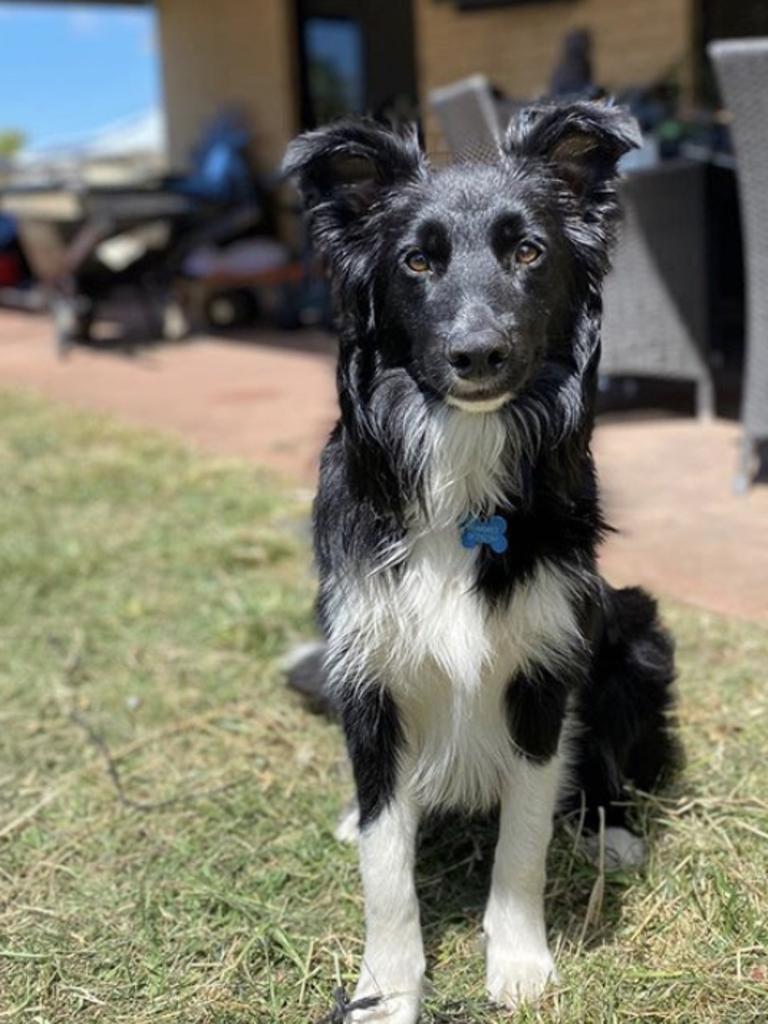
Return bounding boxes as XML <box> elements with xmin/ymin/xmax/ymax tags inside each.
<box><xmin>0</xmin><ymin>0</ymin><xmax>767</xmax><ymax>620</ymax></box>
<box><xmin>1</xmin><ymin>7</ymin><xmax>767</xmax><ymax>1019</ymax></box>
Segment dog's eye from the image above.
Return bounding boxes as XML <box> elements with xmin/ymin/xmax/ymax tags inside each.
<box><xmin>405</xmin><ymin>250</ymin><xmax>430</xmax><ymax>273</ymax></box>
<box><xmin>515</xmin><ymin>241</ymin><xmax>542</xmax><ymax>266</ymax></box>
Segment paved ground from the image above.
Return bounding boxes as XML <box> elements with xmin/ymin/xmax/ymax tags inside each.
<box><xmin>594</xmin><ymin>416</ymin><xmax>768</xmax><ymax>624</ymax></box>
<box><xmin>1</xmin><ymin>310</ymin><xmax>766</xmax><ymax>624</ymax></box>
<box><xmin>0</xmin><ymin>311</ymin><xmax>337</xmax><ymax>482</ymax></box>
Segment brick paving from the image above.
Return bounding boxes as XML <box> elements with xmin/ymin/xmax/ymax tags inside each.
<box><xmin>1</xmin><ymin>310</ymin><xmax>766</xmax><ymax>624</ymax></box>
<box><xmin>0</xmin><ymin>312</ymin><xmax>337</xmax><ymax>482</ymax></box>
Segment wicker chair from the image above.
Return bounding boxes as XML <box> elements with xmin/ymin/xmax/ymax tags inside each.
<box><xmin>601</xmin><ymin>161</ymin><xmax>713</xmax><ymax>420</ymax></box>
<box><xmin>709</xmin><ymin>39</ymin><xmax>768</xmax><ymax>491</ymax></box>
<box><xmin>429</xmin><ymin>75</ymin><xmax>503</xmax><ymax>163</ymax></box>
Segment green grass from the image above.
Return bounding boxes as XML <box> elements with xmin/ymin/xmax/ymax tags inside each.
<box><xmin>0</xmin><ymin>389</ymin><xmax>766</xmax><ymax>1024</ymax></box>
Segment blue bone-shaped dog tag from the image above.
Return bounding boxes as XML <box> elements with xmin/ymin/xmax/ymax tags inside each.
<box><xmin>460</xmin><ymin>515</ymin><xmax>508</xmax><ymax>554</ymax></box>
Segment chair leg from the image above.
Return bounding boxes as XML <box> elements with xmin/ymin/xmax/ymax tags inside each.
<box><xmin>733</xmin><ymin>435</ymin><xmax>755</xmax><ymax>495</ymax></box>
<box><xmin>696</xmin><ymin>376</ymin><xmax>715</xmax><ymax>421</ymax></box>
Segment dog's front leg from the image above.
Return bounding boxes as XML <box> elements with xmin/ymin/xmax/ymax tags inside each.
<box><xmin>351</xmin><ymin>793</ymin><xmax>423</xmax><ymax>1023</ymax></box>
<box><xmin>340</xmin><ymin>687</ymin><xmax>424</xmax><ymax>1024</ymax></box>
<box><xmin>483</xmin><ymin>753</ymin><xmax>561</xmax><ymax>1008</ymax></box>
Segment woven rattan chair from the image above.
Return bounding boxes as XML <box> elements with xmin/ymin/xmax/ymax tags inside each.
<box><xmin>429</xmin><ymin>75</ymin><xmax>503</xmax><ymax>163</ymax></box>
<box><xmin>709</xmin><ymin>39</ymin><xmax>768</xmax><ymax>491</ymax></box>
<box><xmin>601</xmin><ymin>161</ymin><xmax>713</xmax><ymax>420</ymax></box>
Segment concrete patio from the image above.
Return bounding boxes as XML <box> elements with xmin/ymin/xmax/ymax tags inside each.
<box><xmin>1</xmin><ymin>309</ymin><xmax>765</xmax><ymax>624</ymax></box>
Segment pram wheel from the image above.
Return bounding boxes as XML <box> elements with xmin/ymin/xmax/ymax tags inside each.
<box><xmin>161</xmin><ymin>298</ymin><xmax>191</xmax><ymax>341</ymax></box>
<box><xmin>204</xmin><ymin>288</ymin><xmax>259</xmax><ymax>329</ymax></box>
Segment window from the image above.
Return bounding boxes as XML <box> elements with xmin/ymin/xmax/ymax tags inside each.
<box><xmin>301</xmin><ymin>17</ymin><xmax>365</xmax><ymax>127</ymax></box>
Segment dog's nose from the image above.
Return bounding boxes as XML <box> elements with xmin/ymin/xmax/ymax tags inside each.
<box><xmin>446</xmin><ymin>331</ymin><xmax>511</xmax><ymax>382</ymax></box>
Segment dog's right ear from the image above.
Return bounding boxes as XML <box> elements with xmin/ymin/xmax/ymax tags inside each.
<box><xmin>504</xmin><ymin>101</ymin><xmax>640</xmax><ymax>196</ymax></box>
<box><xmin>282</xmin><ymin>119</ymin><xmax>427</xmax><ymax>266</ymax></box>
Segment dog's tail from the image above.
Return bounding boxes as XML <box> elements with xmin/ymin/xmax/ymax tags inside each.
<box><xmin>568</xmin><ymin>584</ymin><xmax>682</xmax><ymax>833</ymax></box>
<box><xmin>282</xmin><ymin>641</ymin><xmax>336</xmax><ymax>716</ymax></box>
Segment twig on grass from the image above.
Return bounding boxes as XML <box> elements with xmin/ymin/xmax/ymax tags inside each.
<box><xmin>579</xmin><ymin>805</ymin><xmax>606</xmax><ymax>945</ymax></box>
<box><xmin>52</xmin><ymin>631</ymin><xmax>249</xmax><ymax>813</ymax></box>
<box><xmin>67</xmin><ymin>707</ymin><xmax>248</xmax><ymax>813</ymax></box>
<box><xmin>314</xmin><ymin>987</ymin><xmax>383</xmax><ymax>1024</ymax></box>
<box><xmin>0</xmin><ymin>790</ymin><xmax>61</xmax><ymax>842</ymax></box>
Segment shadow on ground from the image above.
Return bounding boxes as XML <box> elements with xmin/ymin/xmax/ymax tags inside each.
<box><xmin>415</xmin><ymin>790</ymin><xmax>679</xmax><ymax>968</ymax></box>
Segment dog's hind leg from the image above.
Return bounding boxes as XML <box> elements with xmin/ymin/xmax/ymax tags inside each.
<box><xmin>569</xmin><ymin>585</ymin><xmax>681</xmax><ymax>870</ymax></box>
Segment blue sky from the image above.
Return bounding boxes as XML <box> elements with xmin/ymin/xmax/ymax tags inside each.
<box><xmin>0</xmin><ymin>2</ymin><xmax>160</xmax><ymax>150</ymax></box>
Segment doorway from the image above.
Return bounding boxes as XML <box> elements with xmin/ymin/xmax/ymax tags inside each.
<box><xmin>296</xmin><ymin>0</ymin><xmax>418</xmax><ymax>129</ymax></box>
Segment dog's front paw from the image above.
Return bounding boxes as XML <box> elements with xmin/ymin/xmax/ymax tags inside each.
<box><xmin>348</xmin><ymin>989</ymin><xmax>421</xmax><ymax>1024</ymax></box>
<box><xmin>486</xmin><ymin>947</ymin><xmax>558</xmax><ymax>1009</ymax></box>
<box><xmin>348</xmin><ymin>955</ymin><xmax>424</xmax><ymax>1024</ymax></box>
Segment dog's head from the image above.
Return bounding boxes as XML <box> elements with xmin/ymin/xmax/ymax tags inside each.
<box><xmin>284</xmin><ymin>102</ymin><xmax>639</xmax><ymax>414</ymax></box>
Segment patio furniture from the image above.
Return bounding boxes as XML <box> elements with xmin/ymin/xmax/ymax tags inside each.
<box><xmin>3</xmin><ymin>188</ymin><xmax>197</xmax><ymax>346</ymax></box>
<box><xmin>1</xmin><ymin>112</ymin><xmax>266</xmax><ymax>351</ymax></box>
<box><xmin>601</xmin><ymin>161</ymin><xmax>713</xmax><ymax>420</ymax></box>
<box><xmin>429</xmin><ymin>75</ymin><xmax>504</xmax><ymax>162</ymax></box>
<box><xmin>709</xmin><ymin>38</ymin><xmax>768</xmax><ymax>491</ymax></box>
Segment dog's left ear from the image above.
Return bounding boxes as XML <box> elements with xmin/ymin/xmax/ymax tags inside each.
<box><xmin>504</xmin><ymin>101</ymin><xmax>641</xmax><ymax>195</ymax></box>
<box><xmin>282</xmin><ymin>119</ymin><xmax>427</xmax><ymax>267</ymax></box>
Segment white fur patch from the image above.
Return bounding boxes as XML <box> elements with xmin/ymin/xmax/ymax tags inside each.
<box><xmin>397</xmin><ymin>580</ymin><xmax>580</xmax><ymax>811</ymax></box>
<box><xmin>445</xmin><ymin>392</ymin><xmax>512</xmax><ymax>413</ymax></box>
<box><xmin>335</xmin><ymin>799</ymin><xmax>359</xmax><ymax>844</ymax></box>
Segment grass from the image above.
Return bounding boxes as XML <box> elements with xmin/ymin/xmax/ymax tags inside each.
<box><xmin>0</xmin><ymin>388</ymin><xmax>766</xmax><ymax>1024</ymax></box>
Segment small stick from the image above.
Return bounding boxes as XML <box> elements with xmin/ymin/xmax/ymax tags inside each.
<box><xmin>580</xmin><ymin>805</ymin><xmax>606</xmax><ymax>945</ymax></box>
<box><xmin>68</xmin><ymin>707</ymin><xmax>245</xmax><ymax>812</ymax></box>
<box><xmin>314</xmin><ymin>987</ymin><xmax>383</xmax><ymax>1024</ymax></box>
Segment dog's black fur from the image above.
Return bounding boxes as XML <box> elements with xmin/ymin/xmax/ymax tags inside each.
<box><xmin>284</xmin><ymin>102</ymin><xmax>679</xmax><ymax>839</ymax></box>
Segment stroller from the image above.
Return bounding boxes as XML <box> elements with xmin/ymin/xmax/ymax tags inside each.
<box><xmin>2</xmin><ymin>111</ymin><xmax>273</xmax><ymax>352</ymax></box>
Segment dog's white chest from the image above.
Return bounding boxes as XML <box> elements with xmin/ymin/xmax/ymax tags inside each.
<box><xmin>329</xmin><ymin>526</ymin><xmax>579</xmax><ymax>692</ymax></box>
<box><xmin>327</xmin><ymin>407</ymin><xmax>581</xmax><ymax>690</ymax></box>
<box><xmin>323</xmin><ymin>406</ymin><xmax>582</xmax><ymax>809</ymax></box>
<box><xmin>378</xmin><ymin>524</ymin><xmax>496</xmax><ymax>687</ymax></box>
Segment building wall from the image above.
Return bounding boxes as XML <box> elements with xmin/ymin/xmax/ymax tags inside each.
<box><xmin>153</xmin><ymin>0</ymin><xmax>694</xmax><ymax>174</ymax></box>
<box><xmin>415</xmin><ymin>0</ymin><xmax>693</xmax><ymax>153</ymax></box>
<box><xmin>156</xmin><ymin>0</ymin><xmax>298</xmax><ymax>172</ymax></box>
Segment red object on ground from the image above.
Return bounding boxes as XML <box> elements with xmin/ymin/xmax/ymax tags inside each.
<box><xmin>0</xmin><ymin>252</ymin><xmax>23</xmax><ymax>287</ymax></box>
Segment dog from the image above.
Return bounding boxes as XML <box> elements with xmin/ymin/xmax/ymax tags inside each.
<box><xmin>283</xmin><ymin>101</ymin><xmax>679</xmax><ymax>1023</ymax></box>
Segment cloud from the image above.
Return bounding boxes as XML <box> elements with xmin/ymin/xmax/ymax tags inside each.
<box><xmin>140</xmin><ymin>24</ymin><xmax>159</xmax><ymax>57</ymax></box>
<box><xmin>68</xmin><ymin>9</ymin><xmax>105</xmax><ymax>36</ymax></box>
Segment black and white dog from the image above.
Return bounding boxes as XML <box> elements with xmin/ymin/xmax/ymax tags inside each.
<box><xmin>283</xmin><ymin>102</ymin><xmax>678</xmax><ymax>1023</ymax></box>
